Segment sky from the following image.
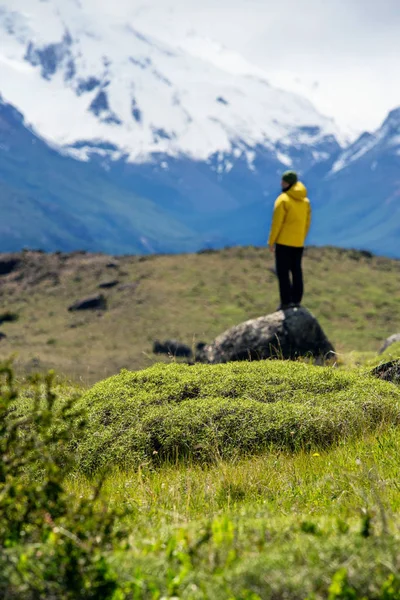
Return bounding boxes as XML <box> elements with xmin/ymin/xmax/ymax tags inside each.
<box><xmin>130</xmin><ymin>0</ymin><xmax>400</xmax><ymax>137</ymax></box>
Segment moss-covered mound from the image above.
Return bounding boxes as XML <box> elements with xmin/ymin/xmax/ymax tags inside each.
<box><xmin>75</xmin><ymin>362</ymin><xmax>400</xmax><ymax>474</ymax></box>
<box><xmin>381</xmin><ymin>342</ymin><xmax>400</xmax><ymax>360</ymax></box>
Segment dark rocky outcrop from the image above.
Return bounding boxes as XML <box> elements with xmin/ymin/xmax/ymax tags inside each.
<box><xmin>0</xmin><ymin>332</ymin><xmax>7</xmax><ymax>341</ymax></box>
<box><xmin>372</xmin><ymin>360</ymin><xmax>400</xmax><ymax>384</ymax></box>
<box><xmin>379</xmin><ymin>334</ymin><xmax>400</xmax><ymax>355</ymax></box>
<box><xmin>98</xmin><ymin>280</ymin><xmax>119</xmax><ymax>289</ymax></box>
<box><xmin>68</xmin><ymin>294</ymin><xmax>107</xmax><ymax>312</ymax></box>
<box><xmin>196</xmin><ymin>306</ymin><xmax>335</xmax><ymax>364</ymax></box>
<box><xmin>153</xmin><ymin>340</ymin><xmax>192</xmax><ymax>358</ymax></box>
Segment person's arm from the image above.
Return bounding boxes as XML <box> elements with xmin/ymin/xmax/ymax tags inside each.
<box><xmin>305</xmin><ymin>201</ymin><xmax>312</xmax><ymax>239</ymax></box>
<box><xmin>268</xmin><ymin>195</ymin><xmax>286</xmax><ymax>248</ymax></box>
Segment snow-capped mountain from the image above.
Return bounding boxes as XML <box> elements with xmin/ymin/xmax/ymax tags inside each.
<box><xmin>307</xmin><ymin>108</ymin><xmax>400</xmax><ymax>257</ymax></box>
<box><xmin>330</xmin><ymin>108</ymin><xmax>400</xmax><ymax>175</ymax></box>
<box><xmin>0</xmin><ymin>0</ymin><xmax>398</xmax><ymax>257</ymax></box>
<box><xmin>0</xmin><ymin>0</ymin><xmax>342</xmax><ymax>167</ymax></box>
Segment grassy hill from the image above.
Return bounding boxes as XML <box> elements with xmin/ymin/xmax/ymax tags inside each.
<box><xmin>0</xmin><ymin>246</ymin><xmax>399</xmax><ymax>382</ymax></box>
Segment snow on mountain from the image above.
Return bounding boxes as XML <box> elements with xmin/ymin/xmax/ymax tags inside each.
<box><xmin>307</xmin><ymin>106</ymin><xmax>400</xmax><ymax>258</ymax></box>
<box><xmin>0</xmin><ymin>0</ymin><xmax>342</xmax><ymax>165</ymax></box>
<box><xmin>330</xmin><ymin>107</ymin><xmax>400</xmax><ymax>174</ymax></box>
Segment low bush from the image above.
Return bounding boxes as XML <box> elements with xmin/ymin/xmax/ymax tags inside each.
<box><xmin>75</xmin><ymin>361</ymin><xmax>400</xmax><ymax>474</ymax></box>
<box><xmin>0</xmin><ymin>363</ymin><xmax>126</xmax><ymax>599</ymax></box>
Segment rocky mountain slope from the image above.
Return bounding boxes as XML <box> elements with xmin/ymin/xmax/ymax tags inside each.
<box><xmin>0</xmin><ymin>99</ymin><xmax>200</xmax><ymax>253</ymax></box>
<box><xmin>310</xmin><ymin>108</ymin><xmax>400</xmax><ymax>257</ymax></box>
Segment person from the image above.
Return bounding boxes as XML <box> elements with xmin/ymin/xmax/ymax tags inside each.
<box><xmin>268</xmin><ymin>170</ymin><xmax>311</xmax><ymax>310</ymax></box>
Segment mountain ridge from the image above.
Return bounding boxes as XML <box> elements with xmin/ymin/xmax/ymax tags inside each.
<box><xmin>0</xmin><ymin>0</ymin><xmax>342</xmax><ymax>165</ymax></box>
<box><xmin>0</xmin><ymin>1</ymin><xmax>399</xmax><ymax>257</ymax></box>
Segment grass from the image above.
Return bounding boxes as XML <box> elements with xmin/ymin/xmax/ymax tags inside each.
<box><xmin>0</xmin><ymin>246</ymin><xmax>399</xmax><ymax>383</ymax></box>
<box><xmin>2</xmin><ymin>245</ymin><xmax>400</xmax><ymax>597</ymax></box>
<box><xmin>71</xmin><ymin>427</ymin><xmax>400</xmax><ymax>524</ymax></box>
<box><xmin>345</xmin><ymin>342</ymin><xmax>400</xmax><ymax>371</ymax></box>
<box><xmin>69</xmin><ymin>359</ymin><xmax>400</xmax><ymax>597</ymax></box>
<box><xmin>68</xmin><ymin>427</ymin><xmax>400</xmax><ymax>599</ymax></box>
<box><xmin>380</xmin><ymin>342</ymin><xmax>400</xmax><ymax>361</ymax></box>
<box><xmin>72</xmin><ymin>361</ymin><xmax>400</xmax><ymax>476</ymax></box>
<box><xmin>7</xmin><ymin>358</ymin><xmax>400</xmax><ymax>597</ymax></box>
<box><xmin>4</xmin><ymin>353</ymin><xmax>400</xmax><ymax>597</ymax></box>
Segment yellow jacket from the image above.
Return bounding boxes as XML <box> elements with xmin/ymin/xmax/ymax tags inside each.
<box><xmin>268</xmin><ymin>182</ymin><xmax>311</xmax><ymax>248</ymax></box>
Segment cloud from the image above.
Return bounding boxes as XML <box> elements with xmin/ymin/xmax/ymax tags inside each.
<box><xmin>130</xmin><ymin>0</ymin><xmax>400</xmax><ymax>134</ymax></box>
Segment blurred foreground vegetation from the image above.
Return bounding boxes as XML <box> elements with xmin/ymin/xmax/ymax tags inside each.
<box><xmin>2</xmin><ymin>354</ymin><xmax>400</xmax><ymax>598</ymax></box>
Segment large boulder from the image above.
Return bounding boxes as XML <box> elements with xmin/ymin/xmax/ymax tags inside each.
<box><xmin>379</xmin><ymin>334</ymin><xmax>400</xmax><ymax>355</ymax></box>
<box><xmin>196</xmin><ymin>306</ymin><xmax>334</xmax><ymax>364</ymax></box>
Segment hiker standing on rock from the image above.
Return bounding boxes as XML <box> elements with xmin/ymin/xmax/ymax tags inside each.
<box><xmin>268</xmin><ymin>171</ymin><xmax>311</xmax><ymax>311</ymax></box>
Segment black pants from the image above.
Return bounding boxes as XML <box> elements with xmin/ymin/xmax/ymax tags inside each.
<box><xmin>275</xmin><ymin>244</ymin><xmax>304</xmax><ymax>306</ymax></box>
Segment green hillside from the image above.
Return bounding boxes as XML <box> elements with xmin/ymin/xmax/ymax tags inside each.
<box><xmin>0</xmin><ymin>246</ymin><xmax>399</xmax><ymax>382</ymax></box>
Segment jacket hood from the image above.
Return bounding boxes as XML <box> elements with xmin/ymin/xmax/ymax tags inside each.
<box><xmin>286</xmin><ymin>181</ymin><xmax>307</xmax><ymax>201</ymax></box>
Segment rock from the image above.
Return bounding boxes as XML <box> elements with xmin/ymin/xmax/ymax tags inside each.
<box><xmin>0</xmin><ymin>255</ymin><xmax>21</xmax><ymax>276</ymax></box>
<box><xmin>196</xmin><ymin>306</ymin><xmax>335</xmax><ymax>364</ymax></box>
<box><xmin>0</xmin><ymin>312</ymin><xmax>18</xmax><ymax>325</ymax></box>
<box><xmin>153</xmin><ymin>339</ymin><xmax>192</xmax><ymax>358</ymax></box>
<box><xmin>99</xmin><ymin>280</ymin><xmax>119</xmax><ymax>289</ymax></box>
<box><xmin>68</xmin><ymin>294</ymin><xmax>107</xmax><ymax>312</ymax></box>
<box><xmin>379</xmin><ymin>334</ymin><xmax>400</xmax><ymax>355</ymax></box>
<box><xmin>196</xmin><ymin>342</ymin><xmax>207</xmax><ymax>352</ymax></box>
<box><xmin>106</xmin><ymin>261</ymin><xmax>119</xmax><ymax>269</ymax></box>
<box><xmin>371</xmin><ymin>360</ymin><xmax>400</xmax><ymax>384</ymax></box>
<box><xmin>0</xmin><ymin>332</ymin><xmax>7</xmax><ymax>341</ymax></box>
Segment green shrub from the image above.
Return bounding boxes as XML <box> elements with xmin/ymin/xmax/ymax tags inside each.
<box><xmin>75</xmin><ymin>362</ymin><xmax>400</xmax><ymax>474</ymax></box>
<box><xmin>0</xmin><ymin>363</ymin><xmax>126</xmax><ymax>599</ymax></box>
